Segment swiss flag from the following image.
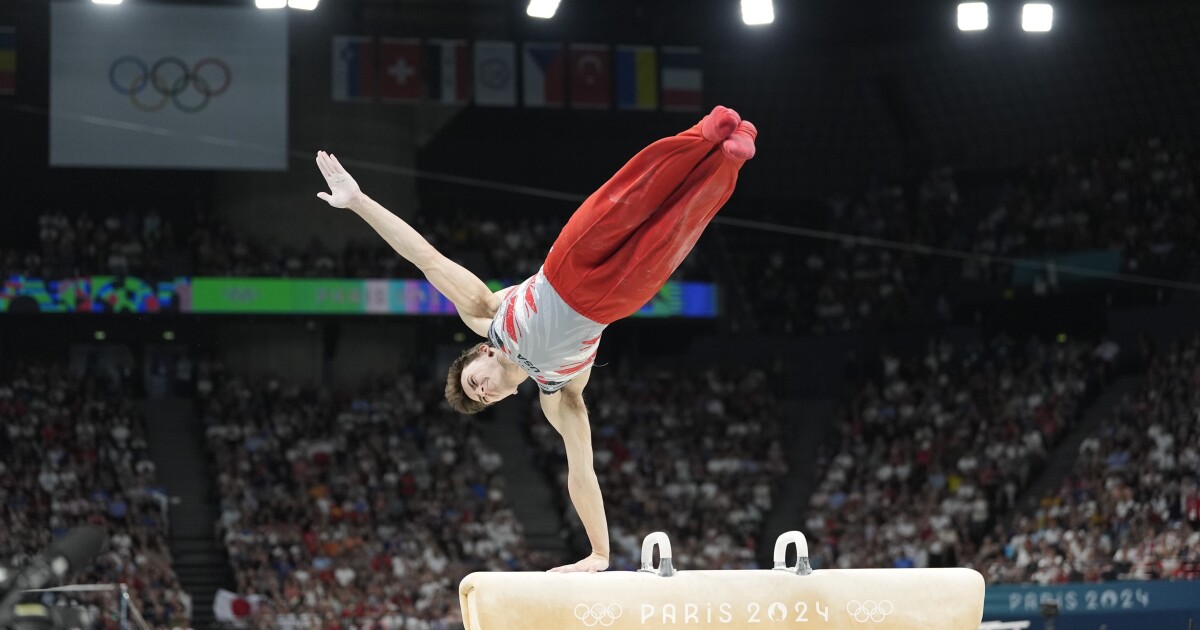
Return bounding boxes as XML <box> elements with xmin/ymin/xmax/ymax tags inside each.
<box><xmin>379</xmin><ymin>38</ymin><xmax>422</xmax><ymax>103</ymax></box>
<box><xmin>569</xmin><ymin>43</ymin><xmax>611</xmax><ymax>109</ymax></box>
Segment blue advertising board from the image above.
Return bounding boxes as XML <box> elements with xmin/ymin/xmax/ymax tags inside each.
<box><xmin>983</xmin><ymin>580</ymin><xmax>1200</xmax><ymax>630</ymax></box>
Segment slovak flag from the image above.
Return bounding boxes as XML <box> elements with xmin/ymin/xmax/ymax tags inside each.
<box><xmin>568</xmin><ymin>44</ymin><xmax>610</xmax><ymax>109</ymax></box>
<box><xmin>660</xmin><ymin>46</ymin><xmax>703</xmax><ymax>112</ymax></box>
<box><xmin>331</xmin><ymin>36</ymin><xmax>376</xmax><ymax>102</ymax></box>
<box><xmin>379</xmin><ymin>37</ymin><xmax>422</xmax><ymax>103</ymax></box>
<box><xmin>522</xmin><ymin>42</ymin><xmax>565</xmax><ymax>108</ymax></box>
<box><xmin>213</xmin><ymin>589</ymin><xmax>262</xmax><ymax>626</ymax></box>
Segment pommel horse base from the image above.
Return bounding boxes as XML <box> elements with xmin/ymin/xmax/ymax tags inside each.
<box><xmin>460</xmin><ymin>531</ymin><xmax>985</xmax><ymax>630</ymax></box>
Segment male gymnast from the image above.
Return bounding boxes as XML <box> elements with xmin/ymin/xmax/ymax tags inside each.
<box><xmin>315</xmin><ymin>105</ymin><xmax>756</xmax><ymax>573</ymax></box>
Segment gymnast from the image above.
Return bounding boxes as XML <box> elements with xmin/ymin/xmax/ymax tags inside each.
<box><xmin>315</xmin><ymin>105</ymin><xmax>756</xmax><ymax>573</ymax></box>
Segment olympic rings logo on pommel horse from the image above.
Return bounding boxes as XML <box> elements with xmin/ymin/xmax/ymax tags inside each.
<box><xmin>574</xmin><ymin>603</ymin><xmax>623</xmax><ymax>627</ymax></box>
<box><xmin>108</xmin><ymin>56</ymin><xmax>232</xmax><ymax>113</ymax></box>
<box><xmin>845</xmin><ymin>599</ymin><xmax>894</xmax><ymax>623</ymax></box>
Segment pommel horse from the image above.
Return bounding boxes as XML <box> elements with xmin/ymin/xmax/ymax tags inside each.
<box><xmin>460</xmin><ymin>531</ymin><xmax>985</xmax><ymax>630</ymax></box>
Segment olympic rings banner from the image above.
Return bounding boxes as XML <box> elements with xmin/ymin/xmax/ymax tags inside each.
<box><xmin>0</xmin><ymin>277</ymin><xmax>718</xmax><ymax>318</ymax></box>
<box><xmin>49</xmin><ymin>2</ymin><xmax>287</xmax><ymax>170</ymax></box>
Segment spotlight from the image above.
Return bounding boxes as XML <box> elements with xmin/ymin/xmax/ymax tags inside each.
<box><xmin>288</xmin><ymin>0</ymin><xmax>319</xmax><ymax>9</ymax></box>
<box><xmin>91</xmin><ymin>0</ymin><xmax>123</xmax><ymax>4</ymax></box>
<box><xmin>256</xmin><ymin>0</ymin><xmax>287</xmax><ymax>8</ymax></box>
<box><xmin>957</xmin><ymin>2</ymin><xmax>988</xmax><ymax>31</ymax></box>
<box><xmin>1022</xmin><ymin>3</ymin><xmax>1053</xmax><ymax>32</ymax></box>
<box><xmin>526</xmin><ymin>0</ymin><xmax>561</xmax><ymax>19</ymax></box>
<box><xmin>741</xmin><ymin>0</ymin><xmax>774</xmax><ymax>25</ymax></box>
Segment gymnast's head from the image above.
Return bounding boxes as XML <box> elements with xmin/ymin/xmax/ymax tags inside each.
<box><xmin>445</xmin><ymin>343</ymin><xmax>520</xmax><ymax>414</ymax></box>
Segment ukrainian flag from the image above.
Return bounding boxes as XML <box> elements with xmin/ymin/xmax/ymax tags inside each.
<box><xmin>0</xmin><ymin>28</ymin><xmax>15</xmax><ymax>95</ymax></box>
<box><xmin>615</xmin><ymin>45</ymin><xmax>657</xmax><ymax>111</ymax></box>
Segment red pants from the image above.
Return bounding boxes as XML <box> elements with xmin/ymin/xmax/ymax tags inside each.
<box><xmin>543</xmin><ymin>121</ymin><xmax>747</xmax><ymax>324</ymax></box>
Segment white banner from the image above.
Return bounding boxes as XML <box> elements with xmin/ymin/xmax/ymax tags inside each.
<box><xmin>49</xmin><ymin>2</ymin><xmax>287</xmax><ymax>170</ymax></box>
<box><xmin>473</xmin><ymin>40</ymin><xmax>516</xmax><ymax>107</ymax></box>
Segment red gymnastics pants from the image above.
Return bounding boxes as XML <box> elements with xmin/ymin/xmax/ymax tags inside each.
<box><xmin>542</xmin><ymin>111</ymin><xmax>753</xmax><ymax>325</ymax></box>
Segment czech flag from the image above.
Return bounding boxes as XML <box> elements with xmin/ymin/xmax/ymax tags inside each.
<box><xmin>522</xmin><ymin>42</ymin><xmax>565</xmax><ymax>108</ymax></box>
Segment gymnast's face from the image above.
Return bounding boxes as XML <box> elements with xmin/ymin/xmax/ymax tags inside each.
<box><xmin>461</xmin><ymin>345</ymin><xmax>520</xmax><ymax>405</ymax></box>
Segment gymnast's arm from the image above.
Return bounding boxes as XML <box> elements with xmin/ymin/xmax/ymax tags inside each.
<box><xmin>314</xmin><ymin>151</ymin><xmax>498</xmax><ymax>336</ymax></box>
<box><xmin>539</xmin><ymin>370</ymin><xmax>611</xmax><ymax>573</ymax></box>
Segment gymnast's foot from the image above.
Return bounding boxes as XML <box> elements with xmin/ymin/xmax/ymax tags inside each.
<box><xmin>722</xmin><ymin>120</ymin><xmax>757</xmax><ymax>160</ymax></box>
<box><xmin>701</xmin><ymin>105</ymin><xmax>742</xmax><ymax>143</ymax></box>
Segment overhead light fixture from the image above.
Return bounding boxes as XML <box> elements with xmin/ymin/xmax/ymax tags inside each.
<box><xmin>92</xmin><ymin>0</ymin><xmax>123</xmax><ymax>5</ymax></box>
<box><xmin>741</xmin><ymin>0</ymin><xmax>774</xmax><ymax>25</ymax></box>
<box><xmin>256</xmin><ymin>0</ymin><xmax>287</xmax><ymax>8</ymax></box>
<box><xmin>1022</xmin><ymin>3</ymin><xmax>1053</xmax><ymax>32</ymax></box>
<box><xmin>957</xmin><ymin>3</ymin><xmax>988</xmax><ymax>31</ymax></box>
<box><xmin>526</xmin><ymin>0</ymin><xmax>561</xmax><ymax>19</ymax></box>
<box><xmin>288</xmin><ymin>0</ymin><xmax>319</xmax><ymax>9</ymax></box>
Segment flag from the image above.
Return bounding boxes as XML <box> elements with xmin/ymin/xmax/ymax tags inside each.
<box><xmin>615</xmin><ymin>45</ymin><xmax>657</xmax><ymax>111</ymax></box>
<box><xmin>379</xmin><ymin>37</ymin><xmax>422</xmax><ymax>103</ymax></box>
<box><xmin>425</xmin><ymin>39</ymin><xmax>470</xmax><ymax>104</ymax></box>
<box><xmin>214</xmin><ymin>589</ymin><xmax>261</xmax><ymax>626</ymax></box>
<box><xmin>473</xmin><ymin>40</ymin><xmax>516</xmax><ymax>107</ymax></box>
<box><xmin>568</xmin><ymin>44</ymin><xmax>610</xmax><ymax>109</ymax></box>
<box><xmin>0</xmin><ymin>27</ymin><xmax>15</xmax><ymax>95</ymax></box>
<box><xmin>49</xmin><ymin>3</ymin><xmax>286</xmax><ymax>170</ymax></box>
<box><xmin>660</xmin><ymin>46</ymin><xmax>702</xmax><ymax>112</ymax></box>
<box><xmin>522</xmin><ymin>42</ymin><xmax>564</xmax><ymax>108</ymax></box>
<box><xmin>332</xmin><ymin>36</ymin><xmax>376</xmax><ymax>102</ymax></box>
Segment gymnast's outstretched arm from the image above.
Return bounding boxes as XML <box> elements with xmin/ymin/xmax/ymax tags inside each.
<box><xmin>315</xmin><ymin>151</ymin><xmax>498</xmax><ymax>336</ymax></box>
<box><xmin>539</xmin><ymin>370</ymin><xmax>610</xmax><ymax>573</ymax></box>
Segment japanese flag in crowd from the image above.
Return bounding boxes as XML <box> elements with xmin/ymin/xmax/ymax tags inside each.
<box><xmin>379</xmin><ymin>37</ymin><xmax>422</xmax><ymax>102</ymax></box>
<box><xmin>473</xmin><ymin>40</ymin><xmax>517</xmax><ymax>107</ymax></box>
<box><xmin>425</xmin><ymin>39</ymin><xmax>470</xmax><ymax>104</ymax></box>
<box><xmin>522</xmin><ymin>42</ymin><xmax>565</xmax><ymax>108</ymax></box>
<box><xmin>660</xmin><ymin>46</ymin><xmax>703</xmax><ymax>112</ymax></box>
<box><xmin>332</xmin><ymin>36</ymin><xmax>376</xmax><ymax>102</ymax></box>
<box><xmin>568</xmin><ymin>43</ymin><xmax>610</xmax><ymax>109</ymax></box>
<box><xmin>213</xmin><ymin>589</ymin><xmax>262</xmax><ymax>626</ymax></box>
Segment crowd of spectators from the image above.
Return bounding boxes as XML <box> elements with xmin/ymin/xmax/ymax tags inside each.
<box><xmin>199</xmin><ymin>361</ymin><xmax>552</xmax><ymax>629</ymax></box>
<box><xmin>719</xmin><ymin>136</ymin><xmax>1200</xmax><ymax>335</ymax></box>
<box><xmin>804</xmin><ymin>335</ymin><xmax>1102</xmax><ymax>572</ymax></box>
<box><xmin>977</xmin><ymin>335</ymin><xmax>1200</xmax><ymax>584</ymax></box>
<box><xmin>5</xmin><ymin>136</ymin><xmax>1198</xmax><ymax>336</ymax></box>
<box><xmin>0</xmin><ymin>364</ymin><xmax>190</xmax><ymax>628</ymax></box>
<box><xmin>1</xmin><ymin>209</ymin><xmax>181</xmax><ymax>279</ymax></box>
<box><xmin>524</xmin><ymin>365</ymin><xmax>788</xmax><ymax>571</ymax></box>
<box><xmin>968</xmin><ymin>137</ymin><xmax>1199</xmax><ymax>279</ymax></box>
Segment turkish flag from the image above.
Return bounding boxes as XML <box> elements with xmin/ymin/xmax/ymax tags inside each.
<box><xmin>379</xmin><ymin>38</ymin><xmax>423</xmax><ymax>102</ymax></box>
<box><xmin>569</xmin><ymin>43</ymin><xmax>611</xmax><ymax>109</ymax></box>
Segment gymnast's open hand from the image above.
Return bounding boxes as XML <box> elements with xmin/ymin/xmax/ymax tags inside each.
<box><xmin>549</xmin><ymin>552</ymin><xmax>609</xmax><ymax>574</ymax></box>
<box><xmin>315</xmin><ymin>150</ymin><xmax>362</xmax><ymax>209</ymax></box>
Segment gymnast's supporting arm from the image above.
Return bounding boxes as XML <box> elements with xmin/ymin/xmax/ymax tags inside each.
<box><xmin>539</xmin><ymin>370</ymin><xmax>611</xmax><ymax>573</ymax></box>
<box><xmin>314</xmin><ymin>151</ymin><xmax>499</xmax><ymax>336</ymax></box>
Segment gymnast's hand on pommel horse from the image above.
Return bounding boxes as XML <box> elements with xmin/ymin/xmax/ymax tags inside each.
<box><xmin>315</xmin><ymin>106</ymin><xmax>757</xmax><ymax>573</ymax></box>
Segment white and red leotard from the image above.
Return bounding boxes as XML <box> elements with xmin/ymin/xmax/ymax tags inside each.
<box><xmin>488</xmin><ymin>268</ymin><xmax>606</xmax><ymax>394</ymax></box>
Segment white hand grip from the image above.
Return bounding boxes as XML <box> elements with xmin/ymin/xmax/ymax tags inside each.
<box><xmin>772</xmin><ymin>531</ymin><xmax>812</xmax><ymax>575</ymax></box>
<box><xmin>639</xmin><ymin>531</ymin><xmax>675</xmax><ymax>576</ymax></box>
